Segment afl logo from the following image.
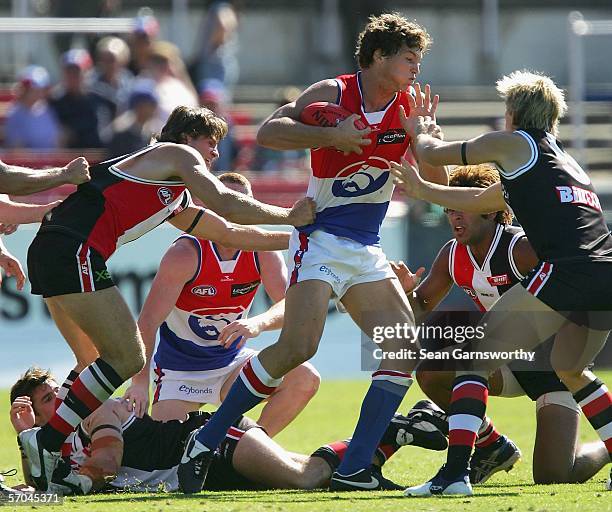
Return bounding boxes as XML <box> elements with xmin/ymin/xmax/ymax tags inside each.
<box><xmin>157</xmin><ymin>187</ymin><xmax>174</xmax><ymax>205</ymax></box>
<box><xmin>191</xmin><ymin>285</ymin><xmax>217</xmax><ymax>297</ymax></box>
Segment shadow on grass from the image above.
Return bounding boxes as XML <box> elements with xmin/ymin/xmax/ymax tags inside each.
<box><xmin>89</xmin><ymin>488</ymin><xmax>521</xmax><ymax>504</ymax></box>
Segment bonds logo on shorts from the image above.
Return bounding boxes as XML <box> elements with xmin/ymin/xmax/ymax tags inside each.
<box><xmin>157</xmin><ymin>187</ymin><xmax>174</xmax><ymax>206</ymax></box>
<box><xmin>179</xmin><ymin>384</ymin><xmax>213</xmax><ymax>396</ymax></box>
<box><xmin>191</xmin><ymin>284</ymin><xmax>217</xmax><ymax>297</ymax></box>
<box><xmin>377</xmin><ymin>129</ymin><xmax>407</xmax><ymax>145</ymax></box>
<box><xmin>487</xmin><ymin>274</ymin><xmax>511</xmax><ymax>286</ymax></box>
<box><xmin>231</xmin><ymin>280</ymin><xmax>261</xmax><ymax>297</ymax></box>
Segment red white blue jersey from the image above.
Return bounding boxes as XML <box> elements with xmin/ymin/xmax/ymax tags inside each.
<box><xmin>299</xmin><ymin>72</ymin><xmax>412</xmax><ymax>245</ymax></box>
<box><xmin>450</xmin><ymin>224</ymin><xmax>526</xmax><ymax>311</ymax></box>
<box><xmin>154</xmin><ymin>236</ymin><xmax>262</xmax><ymax>371</ymax></box>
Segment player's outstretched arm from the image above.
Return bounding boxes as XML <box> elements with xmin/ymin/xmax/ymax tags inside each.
<box><xmin>391</xmin><ymin>242</ymin><xmax>454</xmax><ymax>322</ymax></box>
<box><xmin>126</xmin><ymin>240</ymin><xmax>196</xmax><ymax>417</ymax></box>
<box><xmin>257</xmin><ymin>80</ymin><xmax>372</xmax><ymax>154</ymax></box>
<box><xmin>170</xmin><ymin>207</ymin><xmax>290</xmax><ymax>252</ymax></box>
<box><xmin>0</xmin><ymin>238</ymin><xmax>25</xmax><ymax>290</ymax></box>
<box><xmin>391</xmin><ymin>157</ymin><xmax>506</xmax><ymax>213</ymax></box>
<box><xmin>169</xmin><ymin>145</ymin><xmax>315</xmax><ymax>226</ymax></box>
<box><xmin>0</xmin><ymin>157</ymin><xmax>90</xmax><ymax>195</ymax></box>
<box><xmin>0</xmin><ymin>194</ymin><xmax>62</xmax><ymax>224</ymax></box>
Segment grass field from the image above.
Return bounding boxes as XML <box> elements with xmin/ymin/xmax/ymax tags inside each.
<box><xmin>1</xmin><ymin>375</ymin><xmax>611</xmax><ymax>512</ymax></box>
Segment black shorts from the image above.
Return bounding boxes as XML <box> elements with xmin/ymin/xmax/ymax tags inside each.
<box><xmin>522</xmin><ymin>260</ymin><xmax>612</xmax><ymax>329</ymax></box>
<box><xmin>27</xmin><ymin>231</ymin><xmax>114</xmax><ymax>298</ymax></box>
<box><xmin>120</xmin><ymin>411</ymin><xmax>261</xmax><ymax>490</ymax></box>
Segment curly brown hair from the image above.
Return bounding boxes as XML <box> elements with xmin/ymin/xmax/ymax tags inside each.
<box><xmin>157</xmin><ymin>106</ymin><xmax>228</xmax><ymax>144</ymax></box>
<box><xmin>355</xmin><ymin>13</ymin><xmax>432</xmax><ymax>68</ymax></box>
<box><xmin>449</xmin><ymin>164</ymin><xmax>513</xmax><ymax>224</ymax></box>
<box><xmin>10</xmin><ymin>367</ymin><xmax>54</xmax><ymax>405</ymax></box>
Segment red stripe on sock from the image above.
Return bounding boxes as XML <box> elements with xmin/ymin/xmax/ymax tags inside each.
<box><xmin>227</xmin><ymin>427</ymin><xmax>245</xmax><ymax>439</ymax></box>
<box><xmin>70</xmin><ymin>379</ymin><xmax>103</xmax><ymax>412</ymax></box>
<box><xmin>242</xmin><ymin>361</ymin><xmax>276</xmax><ymax>396</ymax></box>
<box><xmin>377</xmin><ymin>443</ymin><xmax>398</xmax><ymax>461</ymax></box>
<box><xmin>48</xmin><ymin>412</ymin><xmax>77</xmax><ymax>437</ymax></box>
<box><xmin>475</xmin><ymin>427</ymin><xmax>501</xmax><ymax>448</ymax></box>
<box><xmin>582</xmin><ymin>391</ymin><xmax>612</xmax><ymax>418</ymax></box>
<box><xmin>449</xmin><ymin>429</ymin><xmax>478</xmax><ymax>447</ymax></box>
<box><xmin>604</xmin><ymin>437</ymin><xmax>612</xmax><ymax>454</ymax></box>
<box><xmin>327</xmin><ymin>441</ymin><xmax>349</xmax><ymax>461</ymax></box>
<box><xmin>452</xmin><ymin>383</ymin><xmax>488</xmax><ymax>402</ymax></box>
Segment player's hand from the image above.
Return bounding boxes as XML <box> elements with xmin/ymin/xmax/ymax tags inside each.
<box><xmin>0</xmin><ymin>223</ymin><xmax>18</xmax><ymax>235</ymax></box>
<box><xmin>390</xmin><ymin>261</ymin><xmax>425</xmax><ymax>293</ymax></box>
<box><xmin>63</xmin><ymin>157</ymin><xmax>90</xmax><ymax>186</ymax></box>
<box><xmin>10</xmin><ymin>396</ymin><xmax>35</xmax><ymax>433</ymax></box>
<box><xmin>218</xmin><ymin>318</ymin><xmax>263</xmax><ymax>349</ymax></box>
<box><xmin>390</xmin><ymin>156</ymin><xmax>426</xmax><ymax>200</ymax></box>
<box><xmin>123</xmin><ymin>380</ymin><xmax>150</xmax><ymax>418</ymax></box>
<box><xmin>0</xmin><ymin>249</ymin><xmax>26</xmax><ymax>290</ymax></box>
<box><xmin>332</xmin><ymin>114</ymin><xmax>372</xmax><ymax>155</ymax></box>
<box><xmin>288</xmin><ymin>197</ymin><xmax>316</xmax><ymax>227</ymax></box>
<box><xmin>400</xmin><ymin>83</ymin><xmax>440</xmax><ymax>139</ymax></box>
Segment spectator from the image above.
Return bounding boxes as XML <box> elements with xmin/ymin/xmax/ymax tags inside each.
<box><xmin>106</xmin><ymin>80</ymin><xmax>159</xmax><ymax>158</ymax></box>
<box><xmin>192</xmin><ymin>1</ymin><xmax>240</xmax><ymax>95</ymax></box>
<box><xmin>88</xmin><ymin>36</ymin><xmax>134</xmax><ymax>141</ymax></box>
<box><xmin>252</xmin><ymin>87</ymin><xmax>309</xmax><ymax>174</ymax></box>
<box><xmin>50</xmin><ymin>49</ymin><xmax>103</xmax><ymax>149</ymax></box>
<box><xmin>143</xmin><ymin>41</ymin><xmax>198</xmax><ymax>132</ymax></box>
<box><xmin>198</xmin><ymin>79</ymin><xmax>238</xmax><ymax>172</ymax></box>
<box><xmin>4</xmin><ymin>66</ymin><xmax>60</xmax><ymax>150</ymax></box>
<box><xmin>128</xmin><ymin>12</ymin><xmax>160</xmax><ymax>76</ymax></box>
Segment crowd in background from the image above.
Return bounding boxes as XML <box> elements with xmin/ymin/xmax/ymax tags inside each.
<box><xmin>0</xmin><ymin>2</ymin><xmax>308</xmax><ymax>175</ymax></box>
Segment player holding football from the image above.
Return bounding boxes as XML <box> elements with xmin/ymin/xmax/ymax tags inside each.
<box><xmin>17</xmin><ymin>105</ymin><xmax>316</xmax><ymax>492</ymax></box>
<box><xmin>178</xmin><ymin>13</ymin><xmax>448</xmax><ymax>493</ymax></box>
<box><xmin>392</xmin><ymin>70</ymin><xmax>612</xmax><ymax>494</ymax></box>
<box><xmin>394</xmin><ymin>164</ymin><xmax>610</xmax><ymax>485</ymax></box>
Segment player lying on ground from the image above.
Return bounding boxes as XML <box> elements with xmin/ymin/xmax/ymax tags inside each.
<box><xmin>394</xmin><ymin>164</ymin><xmax>609</xmax><ymax>485</ymax></box>
<box><xmin>391</xmin><ymin>70</ymin><xmax>612</xmax><ymax>495</ymax></box>
<box><xmin>18</xmin><ymin>105</ymin><xmax>316</xmax><ymax>492</ymax></box>
<box><xmin>8</xmin><ymin>368</ymin><xmax>448</xmax><ymax>494</ymax></box>
<box><xmin>125</xmin><ymin>172</ymin><xmax>320</xmax><ymax>435</ymax></box>
<box><xmin>178</xmin><ymin>12</ymin><xmax>449</xmax><ymax>494</ymax></box>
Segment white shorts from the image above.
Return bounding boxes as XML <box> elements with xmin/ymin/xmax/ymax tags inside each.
<box><xmin>287</xmin><ymin>229</ymin><xmax>396</xmax><ymax>302</ymax></box>
<box><xmin>152</xmin><ymin>348</ymin><xmax>257</xmax><ymax>407</ymax></box>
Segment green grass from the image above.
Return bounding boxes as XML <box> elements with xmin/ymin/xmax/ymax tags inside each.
<box><xmin>1</xmin><ymin>375</ymin><xmax>611</xmax><ymax>512</ymax></box>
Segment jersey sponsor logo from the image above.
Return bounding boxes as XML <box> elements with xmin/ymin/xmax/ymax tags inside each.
<box><xmin>178</xmin><ymin>384</ymin><xmax>213</xmax><ymax>396</ymax></box>
<box><xmin>331</xmin><ymin>167</ymin><xmax>390</xmax><ymax>198</ymax></box>
<box><xmin>231</xmin><ymin>280</ymin><xmax>260</xmax><ymax>297</ymax></box>
<box><xmin>487</xmin><ymin>274</ymin><xmax>511</xmax><ymax>286</ymax></box>
<box><xmin>191</xmin><ymin>284</ymin><xmax>217</xmax><ymax>297</ymax></box>
<box><xmin>376</xmin><ymin>129</ymin><xmax>407</xmax><ymax>145</ymax></box>
<box><xmin>157</xmin><ymin>187</ymin><xmax>174</xmax><ymax>206</ymax></box>
<box><xmin>555</xmin><ymin>185</ymin><xmax>602</xmax><ymax>211</ymax></box>
<box><xmin>461</xmin><ymin>286</ymin><xmax>478</xmax><ymax>300</ymax></box>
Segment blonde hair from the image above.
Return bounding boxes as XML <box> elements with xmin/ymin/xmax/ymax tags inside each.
<box><xmin>449</xmin><ymin>164</ymin><xmax>513</xmax><ymax>224</ymax></box>
<box><xmin>496</xmin><ymin>70</ymin><xmax>567</xmax><ymax>135</ymax></box>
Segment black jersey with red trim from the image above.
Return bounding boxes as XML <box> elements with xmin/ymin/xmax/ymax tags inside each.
<box><xmin>38</xmin><ymin>144</ymin><xmax>191</xmax><ymax>260</ymax></box>
<box><xmin>499</xmin><ymin>129</ymin><xmax>612</xmax><ymax>264</ymax></box>
<box><xmin>449</xmin><ymin>224</ymin><xmax>526</xmax><ymax>311</ymax></box>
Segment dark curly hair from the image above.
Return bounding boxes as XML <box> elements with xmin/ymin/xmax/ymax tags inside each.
<box><xmin>156</xmin><ymin>105</ymin><xmax>228</xmax><ymax>144</ymax></box>
<box><xmin>355</xmin><ymin>13</ymin><xmax>432</xmax><ymax>68</ymax></box>
<box><xmin>10</xmin><ymin>367</ymin><xmax>54</xmax><ymax>405</ymax></box>
<box><xmin>449</xmin><ymin>164</ymin><xmax>513</xmax><ymax>224</ymax></box>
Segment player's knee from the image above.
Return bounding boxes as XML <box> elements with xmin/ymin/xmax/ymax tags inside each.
<box><xmin>294</xmin><ymin>362</ymin><xmax>321</xmax><ymax>399</ymax></box>
<box><xmin>553</xmin><ymin>367</ymin><xmax>585</xmax><ymax>390</ymax></box>
<box><xmin>416</xmin><ymin>370</ymin><xmax>437</xmax><ymax>393</ymax></box>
